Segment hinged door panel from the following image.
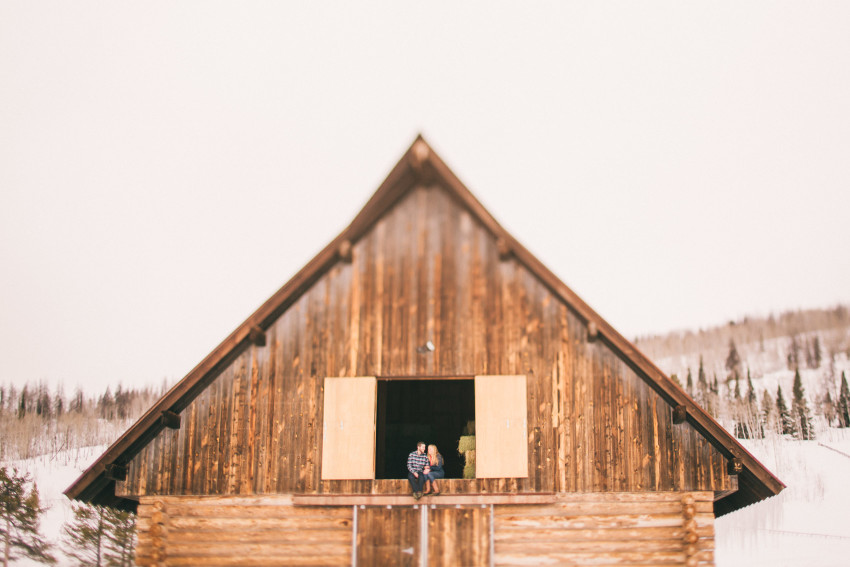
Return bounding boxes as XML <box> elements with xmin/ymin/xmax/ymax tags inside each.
<box><xmin>475</xmin><ymin>375</ymin><xmax>529</xmax><ymax>478</ymax></box>
<box><xmin>321</xmin><ymin>376</ymin><xmax>377</xmax><ymax>480</ymax></box>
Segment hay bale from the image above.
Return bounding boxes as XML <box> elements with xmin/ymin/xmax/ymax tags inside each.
<box><xmin>462</xmin><ymin>450</ymin><xmax>476</xmax><ymax>479</ymax></box>
<box><xmin>457</xmin><ymin>435</ymin><xmax>476</xmax><ymax>454</ymax></box>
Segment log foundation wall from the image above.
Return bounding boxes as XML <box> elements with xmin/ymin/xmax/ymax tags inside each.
<box><xmin>135</xmin><ymin>492</ymin><xmax>714</xmax><ymax>567</ymax></box>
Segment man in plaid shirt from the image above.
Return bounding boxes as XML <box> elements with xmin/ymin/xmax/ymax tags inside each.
<box><xmin>407</xmin><ymin>441</ymin><xmax>428</xmax><ymax>499</ymax></box>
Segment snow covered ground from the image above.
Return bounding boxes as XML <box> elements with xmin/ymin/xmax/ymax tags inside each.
<box><xmin>716</xmin><ymin>428</ymin><xmax>850</xmax><ymax>566</ymax></box>
<box><xmin>5</xmin><ymin>433</ymin><xmax>850</xmax><ymax>565</ymax></box>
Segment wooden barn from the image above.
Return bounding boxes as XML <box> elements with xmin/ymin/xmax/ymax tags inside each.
<box><xmin>66</xmin><ymin>137</ymin><xmax>783</xmax><ymax>566</ymax></box>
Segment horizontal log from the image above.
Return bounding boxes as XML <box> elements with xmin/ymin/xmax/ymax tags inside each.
<box><xmin>155</xmin><ymin>528</ymin><xmax>351</xmax><ymax>545</ymax></box>
<box><xmin>155</xmin><ymin>530</ymin><xmax>351</xmax><ymax>545</ymax></box>
<box><xmin>163</xmin><ymin>505</ymin><xmax>352</xmax><ymax>519</ymax></box>
<box><xmin>494</xmin><ymin>526</ymin><xmax>715</xmax><ymax>543</ymax></box>
<box><xmin>494</xmin><ymin>549</ymin><xmax>714</xmax><ymax>565</ymax></box>
<box><xmin>166</xmin><ymin>542</ymin><xmax>351</xmax><ymax>558</ymax></box>
<box><xmin>494</xmin><ymin>501</ymin><xmax>713</xmax><ymax>516</ymax></box>
<box><xmin>552</xmin><ymin>492</ymin><xmax>714</xmax><ymax>503</ymax></box>
<box><xmin>495</xmin><ymin>513</ymin><xmax>686</xmax><ymax>530</ymax></box>
<box><xmin>162</xmin><ymin>555</ymin><xmax>350</xmax><ymax>567</ymax></box>
<box><xmin>168</xmin><ymin>517</ymin><xmax>352</xmax><ymax>531</ymax></box>
<box><xmin>141</xmin><ymin>495</ymin><xmax>295</xmax><ymax>508</ymax></box>
<box><xmin>293</xmin><ymin>493</ymin><xmax>556</xmax><ymax>506</ymax></box>
<box><xmin>496</xmin><ymin>539</ymin><xmax>685</xmax><ymax>554</ymax></box>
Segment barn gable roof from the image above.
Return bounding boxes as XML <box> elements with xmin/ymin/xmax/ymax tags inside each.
<box><xmin>65</xmin><ymin>135</ymin><xmax>783</xmax><ymax>515</ymax></box>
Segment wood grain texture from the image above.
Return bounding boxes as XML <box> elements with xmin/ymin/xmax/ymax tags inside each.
<box><xmin>320</xmin><ymin>377</ymin><xmax>377</xmax><ymax>480</ymax></box>
<box><xmin>135</xmin><ymin>496</ymin><xmax>351</xmax><ymax>567</ymax></box>
<box><xmin>475</xmin><ymin>375</ymin><xmax>529</xmax><ymax>478</ymax></box>
<box><xmin>493</xmin><ymin>491</ymin><xmax>715</xmax><ymax>567</ymax></box>
<box><xmin>116</xmin><ymin>185</ymin><xmax>733</xmax><ymax>501</ymax></box>
<box><xmin>356</xmin><ymin>507</ymin><xmax>418</xmax><ymax>567</ymax></box>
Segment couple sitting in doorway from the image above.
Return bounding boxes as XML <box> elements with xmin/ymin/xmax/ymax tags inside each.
<box><xmin>407</xmin><ymin>441</ymin><xmax>444</xmax><ymax>500</ymax></box>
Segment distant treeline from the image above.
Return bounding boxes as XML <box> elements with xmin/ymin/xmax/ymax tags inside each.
<box><xmin>636</xmin><ymin>305</ymin><xmax>850</xmax><ymax>441</ymax></box>
<box><xmin>0</xmin><ymin>382</ymin><xmax>164</xmax><ymax>462</ymax></box>
<box><xmin>636</xmin><ymin>304</ymin><xmax>850</xmax><ymax>376</ymax></box>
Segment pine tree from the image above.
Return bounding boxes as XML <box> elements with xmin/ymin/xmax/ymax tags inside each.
<box><xmin>697</xmin><ymin>357</ymin><xmax>708</xmax><ymax>403</ymax></box>
<box><xmin>837</xmin><ymin>371</ymin><xmax>850</xmax><ymax>428</ymax></box>
<box><xmin>17</xmin><ymin>386</ymin><xmax>28</xmax><ymax>419</ymax></box>
<box><xmin>63</xmin><ymin>502</ymin><xmax>105</xmax><ymax>566</ymax></box>
<box><xmin>733</xmin><ymin>375</ymin><xmax>741</xmax><ymax>400</ymax></box>
<box><xmin>760</xmin><ymin>389</ymin><xmax>775</xmax><ymax>431</ymax></box>
<box><xmin>0</xmin><ymin>467</ymin><xmax>55</xmax><ymax>566</ymax></box>
<box><xmin>99</xmin><ymin>388</ymin><xmax>114</xmax><ymax>420</ymax></box>
<box><xmin>776</xmin><ymin>386</ymin><xmax>793</xmax><ymax>435</ymax></box>
<box><xmin>822</xmin><ymin>391</ymin><xmax>836</xmax><ymax>426</ymax></box>
<box><xmin>787</xmin><ymin>335</ymin><xmax>800</xmax><ymax>370</ymax></box>
<box><xmin>686</xmin><ymin>368</ymin><xmax>694</xmax><ymax>397</ymax></box>
<box><xmin>63</xmin><ymin>502</ymin><xmax>135</xmax><ymax>567</ymax></box>
<box><xmin>791</xmin><ymin>369</ymin><xmax>815</xmax><ymax>440</ymax></box>
<box><xmin>725</xmin><ymin>339</ymin><xmax>742</xmax><ymax>380</ymax></box>
<box><xmin>812</xmin><ymin>336</ymin><xmax>822</xmax><ymax>369</ymax></box>
<box><xmin>102</xmin><ymin>507</ymin><xmax>135</xmax><ymax>567</ymax></box>
<box><xmin>746</xmin><ymin>369</ymin><xmax>757</xmax><ymax>405</ymax></box>
<box><xmin>71</xmin><ymin>388</ymin><xmax>84</xmax><ymax>414</ymax></box>
<box><xmin>54</xmin><ymin>384</ymin><xmax>65</xmax><ymax>417</ymax></box>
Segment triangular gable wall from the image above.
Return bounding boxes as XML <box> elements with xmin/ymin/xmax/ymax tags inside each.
<box><xmin>66</xmin><ymin>137</ymin><xmax>783</xmax><ymax>515</ymax></box>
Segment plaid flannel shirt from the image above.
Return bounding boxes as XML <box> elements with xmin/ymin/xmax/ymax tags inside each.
<box><xmin>407</xmin><ymin>451</ymin><xmax>429</xmax><ymax>475</ymax></box>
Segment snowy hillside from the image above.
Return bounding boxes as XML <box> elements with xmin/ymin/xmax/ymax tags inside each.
<box><xmin>716</xmin><ymin>430</ymin><xmax>850</xmax><ymax>566</ymax></box>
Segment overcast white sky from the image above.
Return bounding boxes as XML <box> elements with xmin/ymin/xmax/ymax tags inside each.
<box><xmin>2</xmin><ymin>2</ymin><xmax>849</xmax><ymax>394</ymax></box>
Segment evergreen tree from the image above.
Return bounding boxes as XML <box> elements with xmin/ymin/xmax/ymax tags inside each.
<box><xmin>17</xmin><ymin>386</ymin><xmax>28</xmax><ymax>419</ymax></box>
<box><xmin>733</xmin><ymin>375</ymin><xmax>741</xmax><ymax>400</ymax></box>
<box><xmin>63</xmin><ymin>503</ymin><xmax>105</xmax><ymax>566</ymax></box>
<box><xmin>54</xmin><ymin>384</ymin><xmax>65</xmax><ymax>417</ymax></box>
<box><xmin>787</xmin><ymin>335</ymin><xmax>800</xmax><ymax>369</ymax></box>
<box><xmin>812</xmin><ymin>336</ymin><xmax>822</xmax><ymax>369</ymax></box>
<box><xmin>837</xmin><ymin>371</ymin><xmax>850</xmax><ymax>428</ymax></box>
<box><xmin>102</xmin><ymin>507</ymin><xmax>135</xmax><ymax>567</ymax></box>
<box><xmin>725</xmin><ymin>339</ymin><xmax>742</xmax><ymax>380</ymax></box>
<box><xmin>746</xmin><ymin>369</ymin><xmax>757</xmax><ymax>405</ymax></box>
<box><xmin>776</xmin><ymin>386</ymin><xmax>793</xmax><ymax>435</ymax></box>
<box><xmin>99</xmin><ymin>388</ymin><xmax>114</xmax><ymax>420</ymax></box>
<box><xmin>686</xmin><ymin>368</ymin><xmax>694</xmax><ymax>397</ymax></box>
<box><xmin>760</xmin><ymin>389</ymin><xmax>775</xmax><ymax>431</ymax></box>
<box><xmin>697</xmin><ymin>357</ymin><xmax>708</xmax><ymax>403</ymax></box>
<box><xmin>71</xmin><ymin>387</ymin><xmax>84</xmax><ymax>414</ymax></box>
<box><xmin>791</xmin><ymin>369</ymin><xmax>815</xmax><ymax>440</ymax></box>
<box><xmin>822</xmin><ymin>391</ymin><xmax>836</xmax><ymax>426</ymax></box>
<box><xmin>0</xmin><ymin>467</ymin><xmax>55</xmax><ymax>566</ymax></box>
<box><xmin>62</xmin><ymin>502</ymin><xmax>135</xmax><ymax>567</ymax></box>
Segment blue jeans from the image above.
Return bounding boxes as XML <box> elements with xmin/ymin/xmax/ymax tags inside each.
<box><xmin>408</xmin><ymin>472</ymin><xmax>425</xmax><ymax>493</ymax></box>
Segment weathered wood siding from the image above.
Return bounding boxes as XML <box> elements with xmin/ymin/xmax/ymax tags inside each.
<box><xmin>135</xmin><ymin>492</ymin><xmax>713</xmax><ymax>567</ymax></box>
<box><xmin>135</xmin><ymin>495</ymin><xmax>352</xmax><ymax>566</ymax></box>
<box><xmin>118</xmin><ymin>184</ymin><xmax>733</xmax><ymax>498</ymax></box>
<box><xmin>494</xmin><ymin>492</ymin><xmax>714</xmax><ymax>566</ymax></box>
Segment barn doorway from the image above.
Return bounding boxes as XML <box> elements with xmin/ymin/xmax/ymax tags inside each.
<box><xmin>375</xmin><ymin>379</ymin><xmax>474</xmax><ymax>479</ymax></box>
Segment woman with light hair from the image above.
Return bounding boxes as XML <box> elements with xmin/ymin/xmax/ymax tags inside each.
<box><xmin>423</xmin><ymin>444</ymin><xmax>445</xmax><ymax>495</ymax></box>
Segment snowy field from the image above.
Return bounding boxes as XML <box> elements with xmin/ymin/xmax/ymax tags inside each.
<box><xmin>716</xmin><ymin>428</ymin><xmax>850</xmax><ymax>566</ymax></box>
<box><xmin>6</xmin><ymin>432</ymin><xmax>850</xmax><ymax>565</ymax></box>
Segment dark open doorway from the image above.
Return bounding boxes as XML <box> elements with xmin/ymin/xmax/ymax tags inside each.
<box><xmin>375</xmin><ymin>379</ymin><xmax>474</xmax><ymax>479</ymax></box>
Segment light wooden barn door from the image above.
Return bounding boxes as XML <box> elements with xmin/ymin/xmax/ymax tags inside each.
<box><xmin>321</xmin><ymin>376</ymin><xmax>377</xmax><ymax>480</ymax></box>
<box><xmin>475</xmin><ymin>375</ymin><xmax>529</xmax><ymax>478</ymax></box>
